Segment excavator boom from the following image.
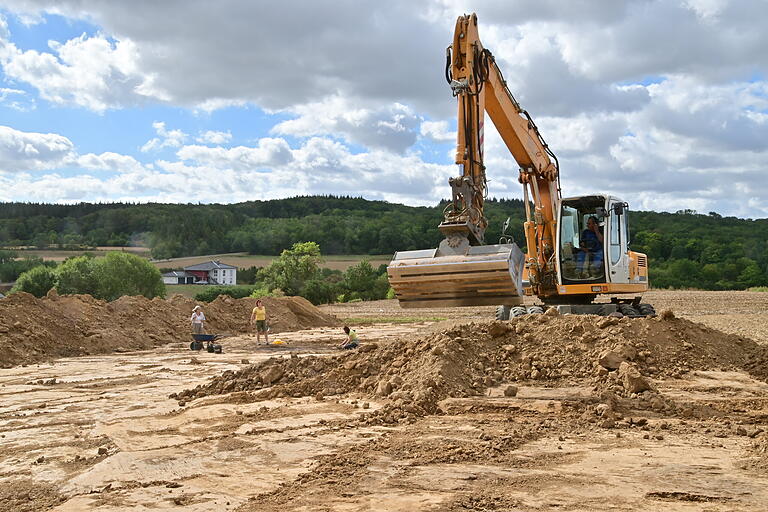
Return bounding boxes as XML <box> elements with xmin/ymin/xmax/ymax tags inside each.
<box><xmin>388</xmin><ymin>13</ymin><xmax>556</xmax><ymax>308</ymax></box>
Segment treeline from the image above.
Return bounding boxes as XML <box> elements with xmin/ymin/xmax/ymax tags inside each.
<box><xmin>629</xmin><ymin>210</ymin><xmax>768</xmax><ymax>290</ymax></box>
<box><xmin>1</xmin><ymin>198</ymin><xmax>768</xmax><ymax>290</ymax></box>
<box><xmin>0</xmin><ymin>196</ymin><xmax>528</xmax><ymax>258</ymax></box>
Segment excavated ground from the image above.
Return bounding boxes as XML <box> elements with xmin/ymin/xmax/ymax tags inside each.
<box><xmin>0</xmin><ymin>292</ymin><xmax>340</xmax><ymax>368</ymax></box>
<box><xmin>1</xmin><ymin>290</ymin><xmax>768</xmax><ymax>511</ymax></box>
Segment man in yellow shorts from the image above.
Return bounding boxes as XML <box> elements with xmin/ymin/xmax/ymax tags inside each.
<box><xmin>250</xmin><ymin>299</ymin><xmax>269</xmax><ymax>345</ymax></box>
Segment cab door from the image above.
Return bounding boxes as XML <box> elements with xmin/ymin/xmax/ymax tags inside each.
<box><xmin>607</xmin><ymin>201</ymin><xmax>630</xmax><ymax>283</ymax></box>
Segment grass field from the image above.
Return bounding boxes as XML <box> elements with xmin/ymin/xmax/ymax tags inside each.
<box><xmin>151</xmin><ymin>253</ymin><xmax>392</xmax><ymax>271</ymax></box>
<box><xmin>164</xmin><ymin>284</ymin><xmax>207</xmax><ymax>298</ymax></box>
<box><xmin>8</xmin><ymin>248</ymin><xmax>392</xmax><ymax>272</ymax></box>
<box><xmin>11</xmin><ymin>246</ymin><xmax>151</xmax><ymax>262</ymax></box>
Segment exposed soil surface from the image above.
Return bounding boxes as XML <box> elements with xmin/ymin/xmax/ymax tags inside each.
<box><xmin>0</xmin><ymin>292</ymin><xmax>339</xmax><ymax>368</ymax></box>
<box><xmin>323</xmin><ymin>290</ymin><xmax>768</xmax><ymax>343</ymax></box>
<box><xmin>1</xmin><ymin>290</ymin><xmax>767</xmax><ymax>511</ymax></box>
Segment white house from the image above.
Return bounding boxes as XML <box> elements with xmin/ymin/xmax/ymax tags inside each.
<box><xmin>162</xmin><ymin>261</ymin><xmax>238</xmax><ymax>285</ymax></box>
<box><xmin>161</xmin><ymin>270</ymin><xmax>195</xmax><ymax>285</ymax></box>
<box><xmin>183</xmin><ymin>261</ymin><xmax>238</xmax><ymax>285</ymax></box>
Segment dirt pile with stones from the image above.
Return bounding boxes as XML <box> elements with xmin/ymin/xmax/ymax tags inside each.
<box><xmin>0</xmin><ymin>292</ymin><xmax>339</xmax><ymax>367</ymax></box>
<box><xmin>742</xmin><ymin>434</ymin><xmax>768</xmax><ymax>471</ymax></box>
<box><xmin>176</xmin><ymin>309</ymin><xmax>761</xmax><ymax>424</ymax></box>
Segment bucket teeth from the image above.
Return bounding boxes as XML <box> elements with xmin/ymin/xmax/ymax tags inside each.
<box><xmin>387</xmin><ymin>243</ymin><xmax>525</xmax><ymax>308</ymax></box>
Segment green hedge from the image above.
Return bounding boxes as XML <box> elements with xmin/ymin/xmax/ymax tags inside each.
<box><xmin>193</xmin><ymin>285</ymin><xmax>259</xmax><ymax>302</ymax></box>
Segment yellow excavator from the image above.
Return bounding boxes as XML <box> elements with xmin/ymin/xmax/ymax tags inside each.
<box><xmin>388</xmin><ymin>13</ymin><xmax>654</xmax><ymax>318</ymax></box>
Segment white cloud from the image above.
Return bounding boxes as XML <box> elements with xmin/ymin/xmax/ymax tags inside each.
<box><xmin>0</xmin><ymin>87</ymin><xmax>24</xmax><ymax>97</ymax></box>
<box><xmin>0</xmin><ymin>2</ymin><xmax>767</xmax><ymax>216</ymax></box>
<box><xmin>76</xmin><ymin>152</ymin><xmax>146</xmax><ymax>173</ymax></box>
<box><xmin>420</xmin><ymin>120</ymin><xmax>456</xmax><ymax>142</ymax></box>
<box><xmin>272</xmin><ymin>97</ymin><xmax>422</xmax><ymax>153</ymax></box>
<box><xmin>177</xmin><ymin>137</ymin><xmax>293</xmax><ymax>169</ymax></box>
<box><xmin>0</xmin><ymin>86</ymin><xmax>30</xmax><ymax>110</ymax></box>
<box><xmin>195</xmin><ymin>130</ymin><xmax>232</xmax><ymax>145</ymax></box>
<box><xmin>0</xmin><ymin>125</ymin><xmax>74</xmax><ymax>171</ymax></box>
<box><xmin>0</xmin><ymin>23</ymin><xmax>165</xmax><ymax>112</ymax></box>
<box><xmin>0</xmin><ymin>132</ymin><xmax>453</xmax><ymax>205</ymax></box>
<box><xmin>0</xmin><ymin>2</ymin><xmax>447</xmax><ymax>114</ymax></box>
<box><xmin>140</xmin><ymin>121</ymin><xmax>188</xmax><ymax>153</ymax></box>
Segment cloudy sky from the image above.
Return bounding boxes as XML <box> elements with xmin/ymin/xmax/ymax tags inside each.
<box><xmin>0</xmin><ymin>0</ymin><xmax>766</xmax><ymax>216</ymax></box>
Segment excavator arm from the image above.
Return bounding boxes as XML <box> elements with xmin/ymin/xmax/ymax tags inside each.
<box><xmin>443</xmin><ymin>13</ymin><xmax>561</xmax><ymax>295</ymax></box>
<box><xmin>387</xmin><ymin>13</ymin><xmax>559</xmax><ymax>307</ymax></box>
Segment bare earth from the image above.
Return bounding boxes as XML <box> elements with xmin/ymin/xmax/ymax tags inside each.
<box><xmin>1</xmin><ymin>290</ymin><xmax>768</xmax><ymax>511</ymax></box>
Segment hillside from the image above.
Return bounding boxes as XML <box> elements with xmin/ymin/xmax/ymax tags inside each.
<box><xmin>1</xmin><ymin>197</ymin><xmax>767</xmax><ymax>290</ymax></box>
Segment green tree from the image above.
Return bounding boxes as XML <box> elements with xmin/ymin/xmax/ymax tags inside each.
<box><xmin>300</xmin><ymin>278</ymin><xmax>338</xmax><ymax>305</ymax></box>
<box><xmin>258</xmin><ymin>242</ymin><xmax>323</xmax><ymax>295</ymax></box>
<box><xmin>11</xmin><ymin>266</ymin><xmax>58</xmax><ymax>297</ymax></box>
<box><xmin>57</xmin><ymin>255</ymin><xmax>99</xmax><ymax>296</ymax></box>
<box><xmin>92</xmin><ymin>252</ymin><xmax>166</xmax><ymax>301</ymax></box>
<box><xmin>738</xmin><ymin>261</ymin><xmax>764</xmax><ymax>289</ymax></box>
<box><xmin>56</xmin><ymin>252</ymin><xmax>165</xmax><ymax>300</ymax></box>
<box><xmin>341</xmin><ymin>260</ymin><xmax>389</xmax><ymax>301</ymax></box>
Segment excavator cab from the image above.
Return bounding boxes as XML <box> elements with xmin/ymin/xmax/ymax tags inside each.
<box><xmin>557</xmin><ymin>195</ymin><xmax>634</xmax><ymax>286</ymax></box>
<box><xmin>558</xmin><ymin>196</ymin><xmax>607</xmax><ymax>283</ymax></box>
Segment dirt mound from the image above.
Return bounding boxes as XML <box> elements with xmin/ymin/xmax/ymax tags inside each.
<box><xmin>742</xmin><ymin>434</ymin><xmax>768</xmax><ymax>471</ymax></box>
<box><xmin>199</xmin><ymin>294</ymin><xmax>339</xmax><ymax>334</ymax></box>
<box><xmin>176</xmin><ymin>312</ymin><xmax>761</xmax><ymax>424</ymax></box>
<box><xmin>744</xmin><ymin>346</ymin><xmax>768</xmax><ymax>382</ymax></box>
<box><xmin>0</xmin><ymin>479</ymin><xmax>65</xmax><ymax>511</ymax></box>
<box><xmin>0</xmin><ymin>292</ymin><xmax>339</xmax><ymax>368</ymax></box>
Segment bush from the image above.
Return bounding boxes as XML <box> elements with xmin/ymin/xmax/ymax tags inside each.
<box><xmin>0</xmin><ymin>250</ymin><xmax>56</xmax><ymax>282</ymax></box>
<box><xmin>11</xmin><ymin>266</ymin><xmax>58</xmax><ymax>297</ymax></box>
<box><xmin>94</xmin><ymin>252</ymin><xmax>166</xmax><ymax>301</ymax></box>
<box><xmin>300</xmin><ymin>277</ymin><xmax>339</xmax><ymax>305</ymax></box>
<box><xmin>28</xmin><ymin>252</ymin><xmax>165</xmax><ymax>301</ymax></box>
<box><xmin>57</xmin><ymin>255</ymin><xmax>99</xmax><ymax>296</ymax></box>
<box><xmin>340</xmin><ymin>260</ymin><xmax>390</xmax><ymax>301</ymax></box>
<box><xmin>195</xmin><ymin>285</ymin><xmax>259</xmax><ymax>302</ymax></box>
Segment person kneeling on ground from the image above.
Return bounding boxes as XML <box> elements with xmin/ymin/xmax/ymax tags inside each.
<box><xmin>250</xmin><ymin>299</ymin><xmax>269</xmax><ymax>345</ymax></box>
<box><xmin>340</xmin><ymin>326</ymin><xmax>359</xmax><ymax>350</ymax></box>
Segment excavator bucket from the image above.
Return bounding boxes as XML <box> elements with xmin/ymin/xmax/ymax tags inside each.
<box><xmin>387</xmin><ymin>243</ymin><xmax>526</xmax><ymax>308</ymax></box>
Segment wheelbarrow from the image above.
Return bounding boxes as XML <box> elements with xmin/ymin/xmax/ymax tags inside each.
<box><xmin>190</xmin><ymin>333</ymin><xmax>229</xmax><ymax>353</ymax></box>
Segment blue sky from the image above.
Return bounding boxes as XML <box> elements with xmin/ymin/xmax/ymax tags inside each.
<box><xmin>0</xmin><ymin>1</ymin><xmax>766</xmax><ymax>216</ymax></box>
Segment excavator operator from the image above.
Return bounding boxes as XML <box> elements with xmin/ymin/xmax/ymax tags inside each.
<box><xmin>576</xmin><ymin>216</ymin><xmax>604</xmax><ymax>277</ymax></box>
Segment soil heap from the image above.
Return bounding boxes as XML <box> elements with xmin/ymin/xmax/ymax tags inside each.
<box><xmin>0</xmin><ymin>292</ymin><xmax>339</xmax><ymax>367</ymax></box>
<box><xmin>176</xmin><ymin>310</ymin><xmax>762</xmax><ymax>424</ymax></box>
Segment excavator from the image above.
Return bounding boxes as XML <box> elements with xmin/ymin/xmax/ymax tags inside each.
<box><xmin>387</xmin><ymin>13</ymin><xmax>654</xmax><ymax>318</ymax></box>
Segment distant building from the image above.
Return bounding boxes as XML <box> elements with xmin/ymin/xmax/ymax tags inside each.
<box><xmin>161</xmin><ymin>270</ymin><xmax>195</xmax><ymax>285</ymax></box>
<box><xmin>164</xmin><ymin>260</ymin><xmax>237</xmax><ymax>285</ymax></box>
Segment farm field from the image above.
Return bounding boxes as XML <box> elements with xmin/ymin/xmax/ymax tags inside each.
<box><xmin>7</xmin><ymin>248</ymin><xmax>391</xmax><ymax>272</ymax></box>
<box><xmin>151</xmin><ymin>252</ymin><xmax>392</xmax><ymax>271</ymax></box>
<box><xmin>1</xmin><ymin>290</ymin><xmax>767</xmax><ymax>511</ymax></box>
<box><xmin>9</xmin><ymin>246</ymin><xmax>151</xmax><ymax>262</ymax></box>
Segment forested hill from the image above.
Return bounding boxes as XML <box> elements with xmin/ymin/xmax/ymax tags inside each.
<box><xmin>1</xmin><ymin>197</ymin><xmax>767</xmax><ymax>289</ymax></box>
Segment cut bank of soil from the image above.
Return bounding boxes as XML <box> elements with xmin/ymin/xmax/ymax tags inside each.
<box><xmin>0</xmin><ymin>292</ymin><xmax>340</xmax><ymax>368</ymax></box>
